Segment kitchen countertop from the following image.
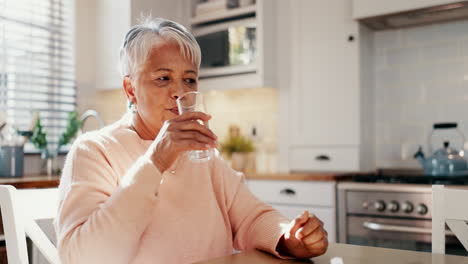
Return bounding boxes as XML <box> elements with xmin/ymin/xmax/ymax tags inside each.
<box><xmin>0</xmin><ymin>174</ymin><xmax>60</xmax><ymax>189</ymax></box>
<box><xmin>245</xmin><ymin>172</ymin><xmax>355</xmax><ymax>181</ymax></box>
<box><xmin>0</xmin><ymin>171</ymin><xmax>356</xmax><ymax>188</ymax></box>
<box><xmin>196</xmin><ymin>243</ymin><xmax>468</xmax><ymax>264</ymax></box>
<box><xmin>0</xmin><ymin>169</ymin><xmax>368</xmax><ymax>188</ymax></box>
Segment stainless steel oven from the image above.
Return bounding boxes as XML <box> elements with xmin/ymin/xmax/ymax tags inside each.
<box><xmin>337</xmin><ymin>182</ymin><xmax>467</xmax><ymax>256</ymax></box>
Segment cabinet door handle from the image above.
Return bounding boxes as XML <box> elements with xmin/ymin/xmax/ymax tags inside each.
<box><xmin>315</xmin><ymin>155</ymin><xmax>331</xmax><ymax>161</ymax></box>
<box><xmin>280</xmin><ymin>188</ymin><xmax>296</xmax><ymax>196</ymax></box>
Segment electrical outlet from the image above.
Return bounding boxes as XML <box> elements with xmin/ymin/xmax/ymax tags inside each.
<box><xmin>250</xmin><ymin>123</ymin><xmax>262</xmax><ymax>141</ymax></box>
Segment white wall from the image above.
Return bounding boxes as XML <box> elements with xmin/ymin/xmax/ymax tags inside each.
<box><xmin>75</xmin><ymin>0</ymin><xmax>97</xmax><ymax>113</ymax></box>
<box><xmin>374</xmin><ymin>19</ymin><xmax>468</xmax><ymax>168</ymax></box>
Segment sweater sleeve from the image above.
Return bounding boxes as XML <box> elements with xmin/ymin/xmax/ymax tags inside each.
<box><xmin>55</xmin><ymin>135</ymin><xmax>163</xmax><ymax>264</ymax></box>
<box><xmin>218</xmin><ymin>158</ymin><xmax>290</xmax><ymax>258</ymax></box>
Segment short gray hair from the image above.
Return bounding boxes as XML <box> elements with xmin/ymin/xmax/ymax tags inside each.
<box><xmin>119</xmin><ymin>17</ymin><xmax>201</xmax><ymax>78</ymax></box>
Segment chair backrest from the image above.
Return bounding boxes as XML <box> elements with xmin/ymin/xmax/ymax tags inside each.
<box><xmin>432</xmin><ymin>185</ymin><xmax>468</xmax><ymax>254</ymax></box>
<box><xmin>0</xmin><ymin>185</ymin><xmax>60</xmax><ymax>264</ymax></box>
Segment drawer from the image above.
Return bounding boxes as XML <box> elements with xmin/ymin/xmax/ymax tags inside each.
<box><xmin>289</xmin><ymin>147</ymin><xmax>359</xmax><ymax>171</ymax></box>
<box><xmin>247</xmin><ymin>180</ymin><xmax>335</xmax><ymax>207</ymax></box>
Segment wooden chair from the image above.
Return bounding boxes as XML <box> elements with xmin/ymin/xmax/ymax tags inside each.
<box><xmin>432</xmin><ymin>185</ymin><xmax>468</xmax><ymax>254</ymax></box>
<box><xmin>0</xmin><ymin>185</ymin><xmax>59</xmax><ymax>263</ymax></box>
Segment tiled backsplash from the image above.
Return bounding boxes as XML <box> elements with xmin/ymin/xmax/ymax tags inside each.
<box><xmin>79</xmin><ymin>89</ymin><xmax>127</xmax><ymax>125</ymax></box>
<box><xmin>204</xmin><ymin>87</ymin><xmax>278</xmax><ymax>153</ymax></box>
<box><xmin>374</xmin><ymin>19</ymin><xmax>468</xmax><ymax>168</ymax></box>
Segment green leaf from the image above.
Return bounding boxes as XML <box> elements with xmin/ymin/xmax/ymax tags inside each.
<box><xmin>57</xmin><ymin>111</ymin><xmax>82</xmax><ymax>151</ymax></box>
<box><xmin>221</xmin><ymin>134</ymin><xmax>255</xmax><ymax>157</ymax></box>
<box><xmin>29</xmin><ymin>117</ymin><xmax>47</xmax><ymax>150</ymax></box>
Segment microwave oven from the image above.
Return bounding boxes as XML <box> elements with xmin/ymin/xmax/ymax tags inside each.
<box><xmin>192</xmin><ymin>18</ymin><xmax>257</xmax><ymax>78</ymax></box>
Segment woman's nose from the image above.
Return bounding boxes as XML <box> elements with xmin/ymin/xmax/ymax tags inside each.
<box><xmin>170</xmin><ymin>83</ymin><xmax>185</xmax><ymax>100</ymax></box>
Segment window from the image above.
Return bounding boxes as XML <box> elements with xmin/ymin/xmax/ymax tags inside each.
<box><xmin>0</xmin><ymin>0</ymin><xmax>75</xmax><ymax>153</ymax></box>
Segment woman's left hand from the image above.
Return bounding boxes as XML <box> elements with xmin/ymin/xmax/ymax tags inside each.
<box><xmin>276</xmin><ymin>211</ymin><xmax>328</xmax><ymax>259</ymax></box>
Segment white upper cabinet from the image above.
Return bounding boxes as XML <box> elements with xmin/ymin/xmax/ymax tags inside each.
<box><xmin>289</xmin><ymin>0</ymin><xmax>359</xmax><ymax>147</ymax></box>
<box><xmin>189</xmin><ymin>0</ymin><xmax>280</xmax><ymax>91</ymax></box>
<box><xmin>279</xmin><ymin>0</ymin><xmax>364</xmax><ymax>172</ymax></box>
<box><xmin>353</xmin><ymin>0</ymin><xmax>463</xmax><ymax>19</ymax></box>
<box><xmin>94</xmin><ymin>0</ymin><xmax>188</xmax><ymax>90</ymax></box>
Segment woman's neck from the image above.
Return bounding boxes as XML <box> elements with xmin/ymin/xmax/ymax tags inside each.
<box><xmin>130</xmin><ymin>113</ymin><xmax>158</xmax><ymax>140</ymax></box>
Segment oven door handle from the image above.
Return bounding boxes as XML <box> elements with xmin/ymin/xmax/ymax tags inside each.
<box><xmin>362</xmin><ymin>221</ymin><xmax>455</xmax><ymax>236</ymax></box>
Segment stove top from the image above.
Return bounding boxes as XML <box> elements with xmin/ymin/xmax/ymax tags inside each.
<box><xmin>351</xmin><ymin>169</ymin><xmax>468</xmax><ymax>185</ymax></box>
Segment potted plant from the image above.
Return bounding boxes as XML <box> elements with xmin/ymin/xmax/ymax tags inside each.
<box><xmin>29</xmin><ymin>111</ymin><xmax>82</xmax><ymax>175</ymax></box>
<box><xmin>220</xmin><ymin>125</ymin><xmax>255</xmax><ymax>172</ymax></box>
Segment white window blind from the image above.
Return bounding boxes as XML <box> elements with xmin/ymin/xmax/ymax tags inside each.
<box><xmin>0</xmin><ymin>0</ymin><xmax>76</xmax><ymax>153</ymax></box>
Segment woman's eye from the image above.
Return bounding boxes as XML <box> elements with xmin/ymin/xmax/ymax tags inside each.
<box><xmin>185</xmin><ymin>78</ymin><xmax>197</xmax><ymax>85</ymax></box>
<box><xmin>156</xmin><ymin>76</ymin><xmax>170</xmax><ymax>81</ymax></box>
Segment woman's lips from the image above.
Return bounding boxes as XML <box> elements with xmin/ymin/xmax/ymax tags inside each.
<box><xmin>169</xmin><ymin>107</ymin><xmax>179</xmax><ymax>115</ymax></box>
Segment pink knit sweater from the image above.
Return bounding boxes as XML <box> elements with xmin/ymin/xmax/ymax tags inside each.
<box><xmin>55</xmin><ymin>115</ymin><xmax>290</xmax><ymax>264</ymax></box>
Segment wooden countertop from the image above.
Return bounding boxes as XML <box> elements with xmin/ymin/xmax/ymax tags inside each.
<box><xmin>0</xmin><ymin>171</ymin><xmax>353</xmax><ymax>189</ymax></box>
<box><xmin>245</xmin><ymin>172</ymin><xmax>354</xmax><ymax>181</ymax></box>
<box><xmin>0</xmin><ymin>170</ymin><xmax>359</xmax><ymax>188</ymax></box>
<box><xmin>0</xmin><ymin>174</ymin><xmax>60</xmax><ymax>189</ymax></box>
<box><xmin>196</xmin><ymin>243</ymin><xmax>468</xmax><ymax>264</ymax></box>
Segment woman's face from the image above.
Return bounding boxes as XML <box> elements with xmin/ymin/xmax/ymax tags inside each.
<box><xmin>130</xmin><ymin>42</ymin><xmax>199</xmax><ymax>137</ymax></box>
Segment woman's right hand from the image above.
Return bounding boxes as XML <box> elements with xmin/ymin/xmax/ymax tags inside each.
<box><xmin>148</xmin><ymin>111</ymin><xmax>218</xmax><ymax>173</ymax></box>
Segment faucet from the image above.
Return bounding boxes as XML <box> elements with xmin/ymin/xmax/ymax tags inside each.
<box><xmin>79</xmin><ymin>109</ymin><xmax>105</xmax><ymax>133</ymax></box>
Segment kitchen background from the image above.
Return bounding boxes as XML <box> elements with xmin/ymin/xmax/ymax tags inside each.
<box><xmin>3</xmin><ymin>1</ymin><xmax>468</xmax><ymax>262</ymax></box>
<box><xmin>374</xmin><ymin>20</ymin><xmax>468</xmax><ymax>168</ymax></box>
<box><xmin>74</xmin><ymin>0</ymin><xmax>284</xmax><ymax>173</ymax></box>
<box><xmin>6</xmin><ymin>0</ymin><xmax>465</xmax><ymax>176</ymax></box>
<box><xmin>73</xmin><ymin>0</ymin><xmax>468</xmax><ymax>173</ymax></box>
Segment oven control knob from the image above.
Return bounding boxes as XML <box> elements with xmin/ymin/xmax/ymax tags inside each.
<box><xmin>401</xmin><ymin>201</ymin><xmax>413</xmax><ymax>213</ymax></box>
<box><xmin>373</xmin><ymin>200</ymin><xmax>386</xmax><ymax>212</ymax></box>
<box><xmin>416</xmin><ymin>204</ymin><xmax>428</xmax><ymax>215</ymax></box>
<box><xmin>388</xmin><ymin>201</ymin><xmax>399</xmax><ymax>212</ymax></box>
<box><xmin>362</xmin><ymin>201</ymin><xmax>369</xmax><ymax>209</ymax></box>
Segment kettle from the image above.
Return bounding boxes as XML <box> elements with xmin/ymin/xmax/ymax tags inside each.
<box><xmin>414</xmin><ymin>123</ymin><xmax>468</xmax><ymax>175</ymax></box>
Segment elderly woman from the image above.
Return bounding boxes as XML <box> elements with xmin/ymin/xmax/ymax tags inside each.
<box><xmin>55</xmin><ymin>18</ymin><xmax>328</xmax><ymax>263</ymax></box>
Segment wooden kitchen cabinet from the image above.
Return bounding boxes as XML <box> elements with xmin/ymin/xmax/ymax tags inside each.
<box><xmin>278</xmin><ymin>0</ymin><xmax>374</xmax><ymax>172</ymax></box>
<box><xmin>247</xmin><ymin>180</ymin><xmax>336</xmax><ymax>242</ymax></box>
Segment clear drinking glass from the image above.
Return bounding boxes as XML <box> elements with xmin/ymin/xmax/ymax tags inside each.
<box><xmin>176</xmin><ymin>91</ymin><xmax>214</xmax><ymax>162</ymax></box>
